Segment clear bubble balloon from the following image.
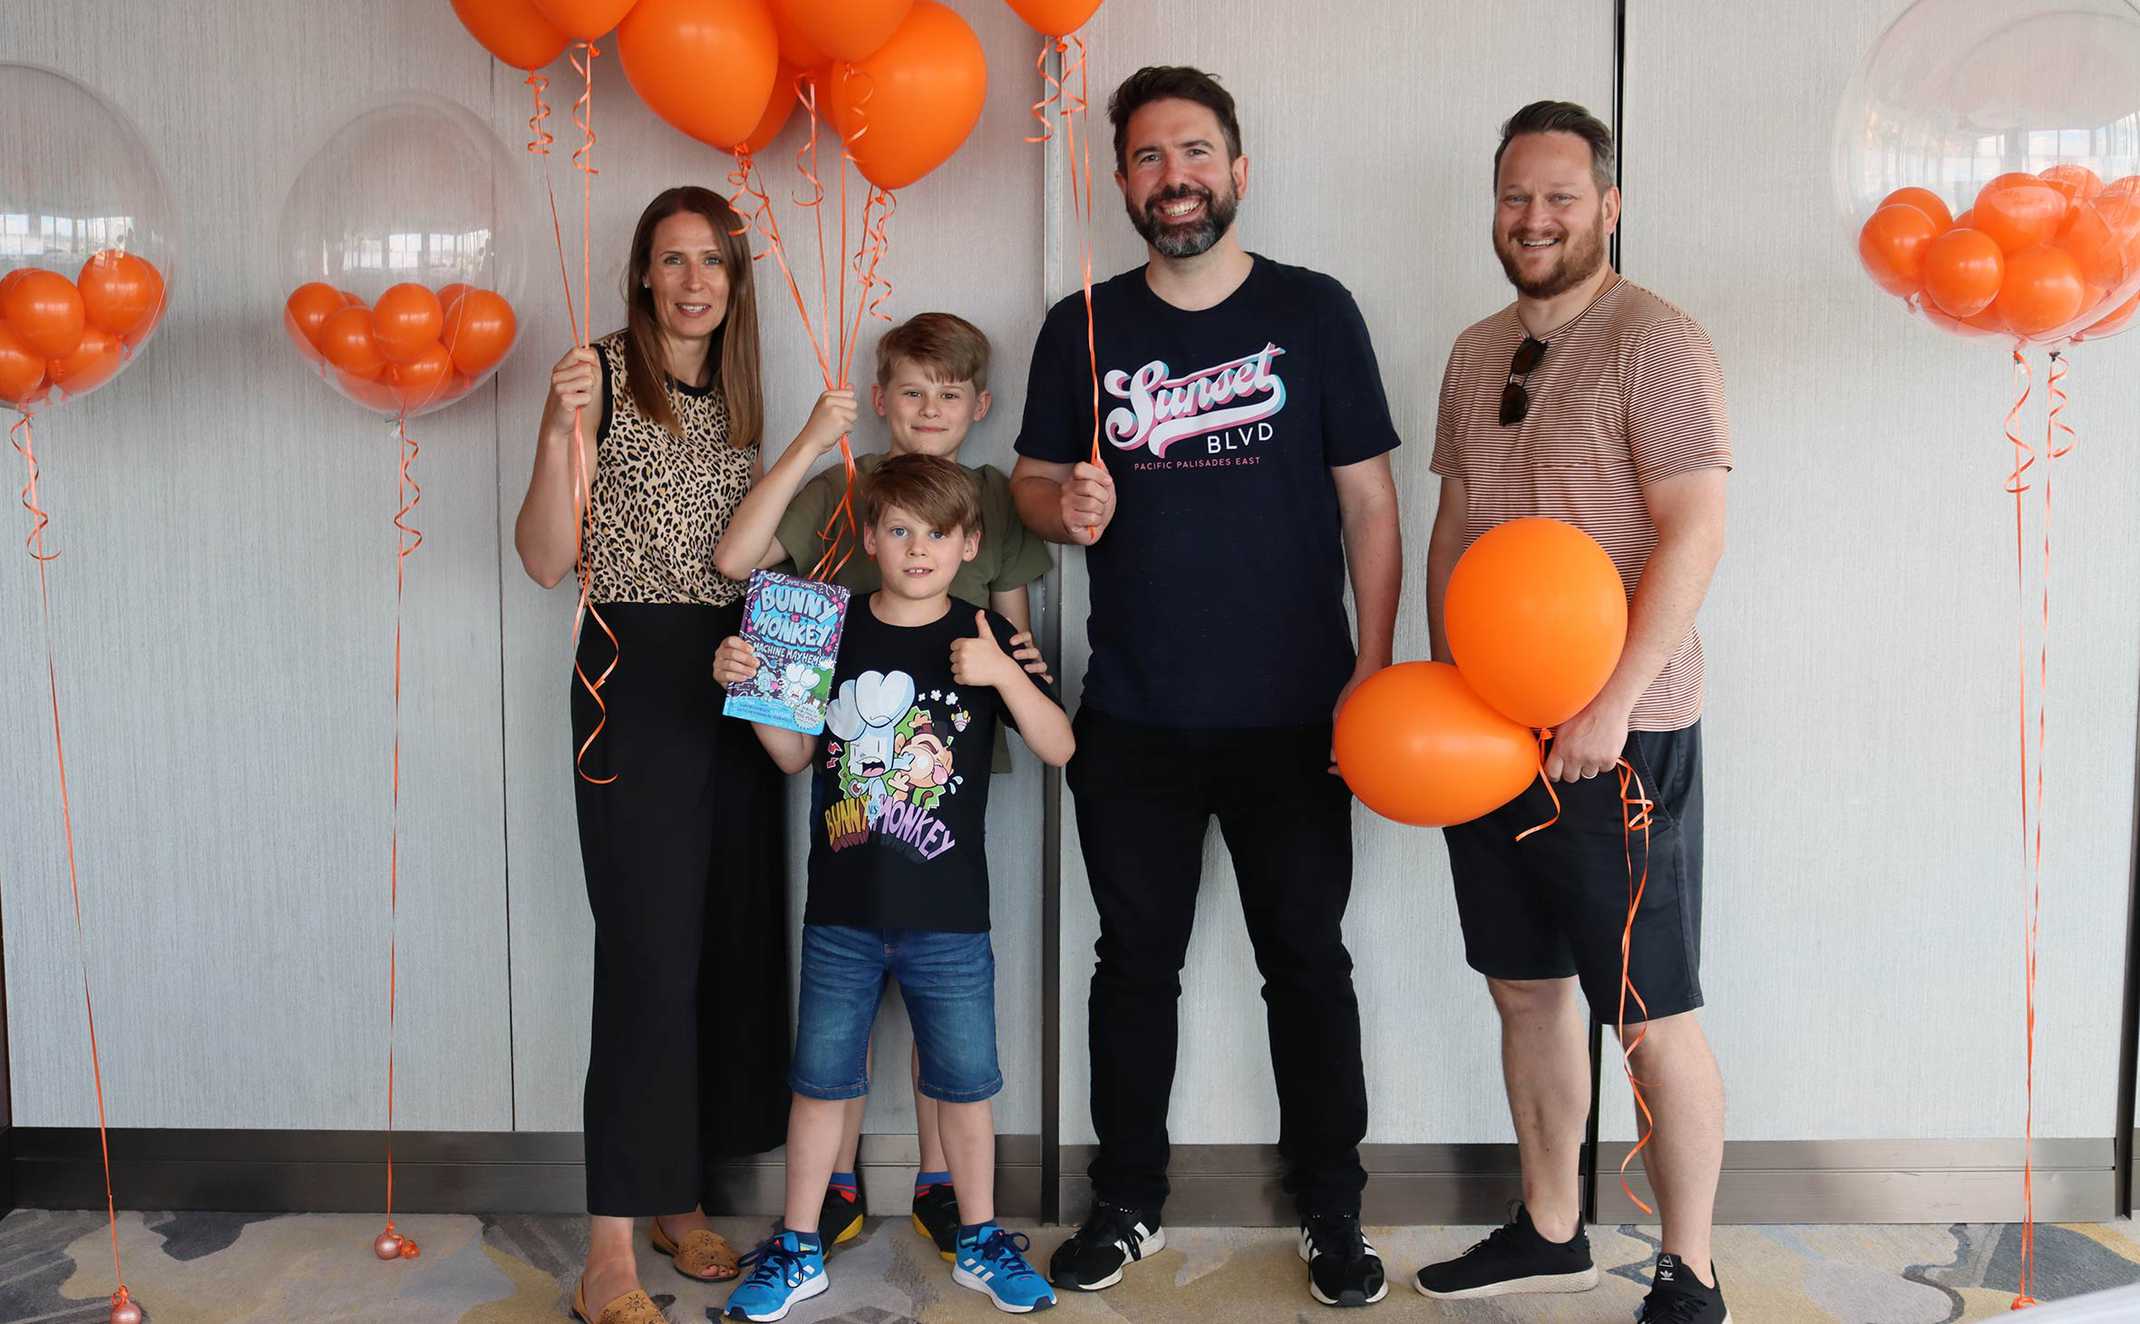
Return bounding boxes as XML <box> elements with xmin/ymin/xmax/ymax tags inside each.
<box><xmin>276</xmin><ymin>94</ymin><xmax>529</xmax><ymax>417</ymax></box>
<box><xmin>0</xmin><ymin>63</ymin><xmax>179</xmax><ymax>414</ymax></box>
<box><xmin>1834</xmin><ymin>0</ymin><xmax>2140</xmax><ymax>345</ymax></box>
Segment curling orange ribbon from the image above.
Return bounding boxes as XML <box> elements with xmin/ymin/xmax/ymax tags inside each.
<box><xmin>376</xmin><ymin>413</ymin><xmax>425</xmax><ymax>1263</ymax></box>
<box><xmin>13</xmin><ymin>409</ymin><xmax>134</xmax><ymax>1310</ymax></box>
<box><xmin>1999</xmin><ymin>350</ymin><xmax>2039</xmax><ymax>1311</ymax></box>
<box><xmin>1028</xmin><ymin>35</ymin><xmax>1103</xmax><ymax>467</ymax></box>
<box><xmin>1613</xmin><ymin>758</ymin><xmax>1657</xmax><ymax>1215</ymax></box>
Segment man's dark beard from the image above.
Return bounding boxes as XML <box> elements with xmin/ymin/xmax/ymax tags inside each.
<box><xmin>1496</xmin><ymin>215</ymin><xmax>1607</xmax><ymax>298</ymax></box>
<box><xmin>1129</xmin><ymin>183</ymin><xmax>1238</xmax><ymax>259</ymax></box>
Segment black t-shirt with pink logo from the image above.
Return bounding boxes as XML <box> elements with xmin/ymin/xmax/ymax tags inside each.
<box><xmin>1015</xmin><ymin>255</ymin><xmax>1401</xmax><ymax>728</ymax></box>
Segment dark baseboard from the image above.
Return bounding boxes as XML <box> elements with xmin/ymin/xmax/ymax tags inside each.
<box><xmin>1057</xmin><ymin>1143</ymin><xmax>1526</xmax><ymax>1227</ymax></box>
<box><xmin>8</xmin><ymin>1129</ymin><xmax>1042</xmax><ymax>1218</ymax></box>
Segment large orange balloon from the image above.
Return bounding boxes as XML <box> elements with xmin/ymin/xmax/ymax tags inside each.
<box><xmin>1</xmin><ymin>268</ymin><xmax>87</xmax><ymax>360</ymax></box>
<box><xmin>451</xmin><ymin>0</ymin><xmax>571</xmax><ymax>68</ymax></box>
<box><xmin>1005</xmin><ymin>0</ymin><xmax>1103</xmax><ymax>37</ymax></box>
<box><xmin>1445</xmin><ymin>517</ymin><xmax>1628</xmax><ymax>731</ymax></box>
<box><xmin>768</xmin><ymin>4</ymin><xmax>828</xmax><ymax>66</ymax></box>
<box><xmin>1972</xmin><ymin>174</ymin><xmax>2068</xmax><ymax>254</ymax></box>
<box><xmin>45</xmin><ymin>326</ymin><xmax>124</xmax><ymax>400</ymax></box>
<box><xmin>1334</xmin><ymin>662</ymin><xmax>1540</xmax><ymax>828</ymax></box>
<box><xmin>444</xmin><ymin>289</ymin><xmax>517</xmax><ymax>376</ymax></box>
<box><xmin>772</xmin><ymin>0</ymin><xmax>913</xmax><ymax>63</ymax></box>
<box><xmin>1922</xmin><ymin>227</ymin><xmax>2004</xmax><ymax>317</ymax></box>
<box><xmin>77</xmin><ymin>251</ymin><xmax>164</xmax><ymax>344</ymax></box>
<box><xmin>319</xmin><ymin>306</ymin><xmax>387</xmax><ymax>379</ymax></box>
<box><xmin>528</xmin><ymin>0</ymin><xmax>639</xmax><ymax>40</ymax></box>
<box><xmin>373</xmin><ymin>283</ymin><xmax>446</xmax><ymax>364</ymax></box>
<box><xmin>736</xmin><ymin>61</ymin><xmax>802</xmax><ymax>155</ymax></box>
<box><xmin>1858</xmin><ymin>203</ymin><xmax>1940</xmax><ymax>297</ymax></box>
<box><xmin>618</xmin><ymin>0</ymin><xmax>780</xmax><ymax>151</ymax></box>
<box><xmin>1878</xmin><ymin>185</ymin><xmax>1953</xmax><ymax>230</ymax></box>
<box><xmin>824</xmin><ymin>0</ymin><xmax>987</xmax><ymax>191</ymax></box>
<box><xmin>0</xmin><ymin>321</ymin><xmax>48</xmax><ymax>406</ymax></box>
<box><xmin>1994</xmin><ymin>245</ymin><xmax>2087</xmax><ymax>338</ymax></box>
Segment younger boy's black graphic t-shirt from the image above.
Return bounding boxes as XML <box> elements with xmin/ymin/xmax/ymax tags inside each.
<box><xmin>803</xmin><ymin>597</ymin><xmax>1058</xmax><ymax>933</ymax></box>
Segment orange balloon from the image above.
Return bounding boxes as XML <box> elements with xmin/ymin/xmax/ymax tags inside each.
<box><xmin>2039</xmin><ymin>164</ymin><xmax>2104</xmax><ymax>207</ymax></box>
<box><xmin>438</xmin><ymin>282</ymin><xmax>474</xmax><ymax>311</ymax></box>
<box><xmin>285</xmin><ymin>282</ymin><xmax>346</xmax><ymax>361</ymax></box>
<box><xmin>2054</xmin><ymin>198</ymin><xmax>2133</xmax><ymax>290</ymax></box>
<box><xmin>319</xmin><ymin>305</ymin><xmax>387</xmax><ymax>379</ymax></box>
<box><xmin>735</xmin><ymin>61</ymin><xmax>802</xmax><ymax>155</ymax></box>
<box><xmin>1334</xmin><ymin>662</ymin><xmax>1540</xmax><ymax>828</ymax></box>
<box><xmin>1006</xmin><ymin>0</ymin><xmax>1102</xmax><ymax>36</ymax></box>
<box><xmin>390</xmin><ymin>342</ymin><xmax>458</xmax><ymax>410</ymax></box>
<box><xmin>451</xmin><ymin>0</ymin><xmax>571</xmax><ymax>68</ymax></box>
<box><xmin>824</xmin><ymin>0</ymin><xmax>987</xmax><ymax>191</ymax></box>
<box><xmin>1922</xmin><ymin>227</ymin><xmax>2005</xmax><ymax>317</ymax></box>
<box><xmin>1972</xmin><ymin>174</ymin><xmax>2068</xmax><ymax>254</ymax></box>
<box><xmin>46</xmin><ymin>326</ymin><xmax>124</xmax><ymax>400</ymax></box>
<box><xmin>768</xmin><ymin>4</ymin><xmax>827</xmax><ymax>66</ymax></box>
<box><xmin>373</xmin><ymin>283</ymin><xmax>445</xmax><ymax>364</ymax></box>
<box><xmin>0</xmin><ymin>321</ymin><xmax>48</xmax><ymax>406</ymax></box>
<box><xmin>444</xmin><ymin>289</ymin><xmax>517</xmax><ymax>376</ymax></box>
<box><xmin>77</xmin><ymin>251</ymin><xmax>165</xmax><ymax>344</ymax></box>
<box><xmin>528</xmin><ymin>0</ymin><xmax>639</xmax><ymax>40</ymax></box>
<box><xmin>1921</xmin><ymin>300</ymin><xmax>2006</xmax><ymax>340</ymax></box>
<box><xmin>1445</xmin><ymin>517</ymin><xmax>1629</xmax><ymax>731</ymax></box>
<box><xmin>772</xmin><ymin>0</ymin><xmax>913</xmax><ymax>63</ymax></box>
<box><xmin>1859</xmin><ymin>203</ymin><xmax>1940</xmax><ymax>297</ymax></box>
<box><xmin>1878</xmin><ymin>185</ymin><xmax>1953</xmax><ymax>230</ymax></box>
<box><xmin>2075</xmin><ymin>288</ymin><xmax>2140</xmax><ymax>342</ymax></box>
<box><xmin>1994</xmin><ymin>245</ymin><xmax>2087</xmax><ymax>339</ymax></box>
<box><xmin>618</xmin><ymin>0</ymin><xmax>781</xmax><ymax>150</ymax></box>
<box><xmin>0</xmin><ymin>268</ymin><xmax>87</xmax><ymax>360</ymax></box>
<box><xmin>337</xmin><ymin>366</ymin><xmax>405</xmax><ymax>414</ymax></box>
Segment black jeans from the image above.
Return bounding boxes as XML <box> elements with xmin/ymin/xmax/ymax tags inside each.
<box><xmin>1067</xmin><ymin>707</ymin><xmax>1369</xmax><ymax>1218</ymax></box>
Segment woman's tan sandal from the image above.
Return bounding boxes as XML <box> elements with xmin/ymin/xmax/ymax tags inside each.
<box><xmin>572</xmin><ymin>1279</ymin><xmax>668</xmax><ymax>1324</ymax></box>
<box><xmin>649</xmin><ymin>1219</ymin><xmax>742</xmax><ymax>1282</ymax></box>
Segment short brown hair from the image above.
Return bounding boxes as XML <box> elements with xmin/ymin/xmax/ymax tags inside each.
<box><xmin>1108</xmin><ymin>66</ymin><xmax>1241</xmax><ymax>175</ymax></box>
<box><xmin>1494</xmin><ymin>101</ymin><xmax>1616</xmax><ymax>193</ymax></box>
<box><xmin>863</xmin><ymin>452</ymin><xmax>981</xmax><ymax>535</ymax></box>
<box><xmin>874</xmin><ymin>311</ymin><xmax>991</xmax><ymax>391</ymax></box>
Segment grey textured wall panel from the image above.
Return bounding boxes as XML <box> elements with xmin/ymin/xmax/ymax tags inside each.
<box><xmin>1048</xmin><ymin>1</ymin><xmax>1616</xmax><ymax>1149</ymax></box>
<box><xmin>1612</xmin><ymin>0</ymin><xmax>2140</xmax><ymax>1142</ymax></box>
<box><xmin>0</xmin><ymin>0</ymin><xmax>512</xmax><ymax>1129</ymax></box>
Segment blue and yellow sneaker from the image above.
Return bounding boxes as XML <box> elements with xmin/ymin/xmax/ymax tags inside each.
<box><xmin>952</xmin><ymin>1223</ymin><xmax>1057</xmax><ymax>1314</ymax></box>
<box><xmin>723</xmin><ymin>1229</ymin><xmax>828</xmax><ymax>1322</ymax></box>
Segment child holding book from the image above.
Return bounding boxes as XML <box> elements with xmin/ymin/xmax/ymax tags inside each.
<box><xmin>713</xmin><ymin>454</ymin><xmax>1072</xmax><ymax>1319</ymax></box>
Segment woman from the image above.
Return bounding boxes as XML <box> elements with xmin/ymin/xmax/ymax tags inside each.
<box><xmin>516</xmin><ymin>186</ymin><xmax>840</xmax><ymax>1324</ymax></box>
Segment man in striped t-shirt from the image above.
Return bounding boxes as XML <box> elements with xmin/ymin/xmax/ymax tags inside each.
<box><xmin>1415</xmin><ymin>103</ymin><xmax>1733</xmax><ymax>1324</ymax></box>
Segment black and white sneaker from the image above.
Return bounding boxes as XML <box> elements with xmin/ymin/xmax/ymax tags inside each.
<box><xmin>1047</xmin><ymin>1202</ymin><xmax>1164</xmax><ymax>1292</ymax></box>
<box><xmin>1638</xmin><ymin>1253</ymin><xmax>1731</xmax><ymax>1323</ymax></box>
<box><xmin>1298</xmin><ymin>1212</ymin><xmax>1388</xmax><ymax>1307</ymax></box>
<box><xmin>1413</xmin><ymin>1203</ymin><xmax>1598</xmax><ymax>1299</ymax></box>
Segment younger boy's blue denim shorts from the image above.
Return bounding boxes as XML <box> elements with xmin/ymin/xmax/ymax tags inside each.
<box><xmin>789</xmin><ymin>925</ymin><xmax>1003</xmax><ymax>1103</ymax></box>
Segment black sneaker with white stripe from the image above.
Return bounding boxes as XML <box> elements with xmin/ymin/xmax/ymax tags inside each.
<box><xmin>1638</xmin><ymin>1253</ymin><xmax>1731</xmax><ymax>1323</ymax></box>
<box><xmin>1047</xmin><ymin>1202</ymin><xmax>1163</xmax><ymax>1292</ymax></box>
<box><xmin>1413</xmin><ymin>1202</ymin><xmax>1598</xmax><ymax>1299</ymax></box>
<box><xmin>1298</xmin><ymin>1212</ymin><xmax>1387</xmax><ymax>1307</ymax></box>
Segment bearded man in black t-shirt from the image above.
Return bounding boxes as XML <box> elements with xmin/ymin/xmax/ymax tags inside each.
<box><xmin>1011</xmin><ymin>64</ymin><xmax>1404</xmax><ymax>1310</ymax></box>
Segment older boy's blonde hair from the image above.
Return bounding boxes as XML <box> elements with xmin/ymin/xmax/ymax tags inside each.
<box><xmin>863</xmin><ymin>452</ymin><xmax>982</xmax><ymax>535</ymax></box>
<box><xmin>874</xmin><ymin>312</ymin><xmax>991</xmax><ymax>392</ymax></box>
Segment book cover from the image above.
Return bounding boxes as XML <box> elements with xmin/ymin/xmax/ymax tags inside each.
<box><xmin>722</xmin><ymin>569</ymin><xmax>850</xmax><ymax>735</ymax></box>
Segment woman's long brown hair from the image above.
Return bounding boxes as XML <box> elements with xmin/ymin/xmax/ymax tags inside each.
<box><xmin>619</xmin><ymin>186</ymin><xmax>762</xmax><ymax>448</ymax></box>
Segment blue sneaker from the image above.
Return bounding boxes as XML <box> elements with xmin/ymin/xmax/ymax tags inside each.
<box><xmin>723</xmin><ymin>1230</ymin><xmax>828</xmax><ymax>1322</ymax></box>
<box><xmin>953</xmin><ymin>1224</ymin><xmax>1057</xmax><ymax>1313</ymax></box>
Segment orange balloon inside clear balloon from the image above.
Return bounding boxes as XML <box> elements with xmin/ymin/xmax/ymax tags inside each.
<box><xmin>1880</xmin><ymin>185</ymin><xmax>1954</xmax><ymax>229</ymax></box>
<box><xmin>390</xmin><ymin>342</ymin><xmax>456</xmax><ymax>411</ymax></box>
<box><xmin>284</xmin><ymin>282</ymin><xmax>345</xmax><ymax>362</ymax></box>
<box><xmin>2039</xmin><ymin>163</ymin><xmax>2104</xmax><ymax>207</ymax></box>
<box><xmin>1994</xmin><ymin>245</ymin><xmax>2087</xmax><ymax>337</ymax></box>
<box><xmin>0</xmin><ymin>321</ymin><xmax>49</xmax><ymax>406</ymax></box>
<box><xmin>444</xmin><ymin>289</ymin><xmax>517</xmax><ymax>377</ymax></box>
<box><xmin>45</xmin><ymin>326</ymin><xmax>124</xmax><ymax>400</ymax></box>
<box><xmin>1445</xmin><ymin>517</ymin><xmax>1629</xmax><ymax>731</ymax></box>
<box><xmin>2075</xmin><ymin>287</ymin><xmax>2140</xmax><ymax>341</ymax></box>
<box><xmin>1</xmin><ymin>268</ymin><xmax>87</xmax><ymax>360</ymax></box>
<box><xmin>319</xmin><ymin>306</ymin><xmax>387</xmax><ymax>379</ymax></box>
<box><xmin>1860</xmin><ymin>203</ymin><xmax>1942</xmax><ymax>297</ymax></box>
<box><xmin>1333</xmin><ymin>662</ymin><xmax>1540</xmax><ymax>828</ymax></box>
<box><xmin>1923</xmin><ymin>227</ymin><xmax>2005</xmax><ymax>318</ymax></box>
<box><xmin>1973</xmin><ymin>175</ymin><xmax>2069</xmax><ymax>254</ymax></box>
<box><xmin>77</xmin><ymin>251</ymin><xmax>165</xmax><ymax>345</ymax></box>
<box><xmin>373</xmin><ymin>283</ymin><xmax>445</xmax><ymax>364</ymax></box>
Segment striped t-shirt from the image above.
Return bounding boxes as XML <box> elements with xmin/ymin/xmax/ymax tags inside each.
<box><xmin>1430</xmin><ymin>277</ymin><xmax>1731</xmax><ymax>731</ymax></box>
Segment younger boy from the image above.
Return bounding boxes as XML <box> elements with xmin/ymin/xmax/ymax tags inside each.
<box><xmin>714</xmin><ymin>454</ymin><xmax>1073</xmax><ymax>1320</ymax></box>
<box><xmin>715</xmin><ymin>312</ymin><xmax>1054</xmax><ymax>1252</ymax></box>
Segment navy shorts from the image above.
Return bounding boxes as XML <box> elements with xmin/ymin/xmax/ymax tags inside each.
<box><xmin>1442</xmin><ymin>723</ymin><xmax>1705</xmax><ymax>1023</ymax></box>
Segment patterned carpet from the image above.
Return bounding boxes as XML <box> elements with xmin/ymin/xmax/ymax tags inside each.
<box><xmin>2</xmin><ymin>1207</ymin><xmax>2137</xmax><ymax>1322</ymax></box>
